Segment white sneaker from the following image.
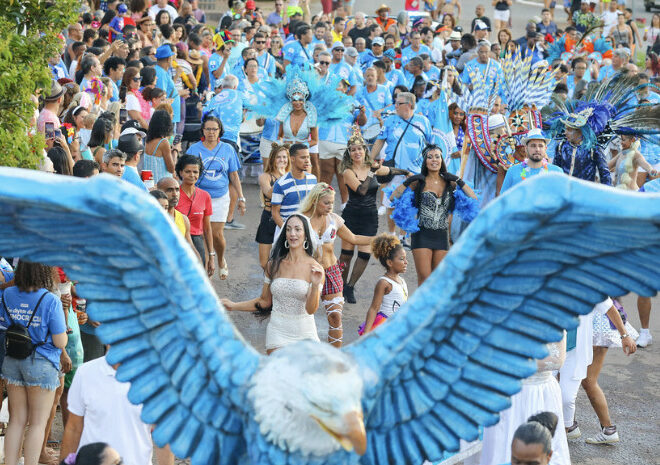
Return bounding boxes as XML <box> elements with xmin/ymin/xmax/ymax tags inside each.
<box><xmin>378</xmin><ymin>205</ymin><xmax>386</xmax><ymax>216</ymax></box>
<box><xmin>586</xmin><ymin>427</ymin><xmax>619</xmax><ymax>444</ymax></box>
<box><xmin>637</xmin><ymin>331</ymin><xmax>653</xmax><ymax>348</ymax></box>
<box><xmin>566</xmin><ymin>424</ymin><xmax>581</xmax><ymax>440</ymax></box>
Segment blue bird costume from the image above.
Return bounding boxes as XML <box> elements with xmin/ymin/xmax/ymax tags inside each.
<box><xmin>1</xmin><ymin>169</ymin><xmax>660</xmax><ymax>464</ymax></box>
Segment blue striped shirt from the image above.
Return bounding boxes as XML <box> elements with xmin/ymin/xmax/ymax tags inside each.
<box><xmin>271</xmin><ymin>172</ymin><xmax>317</xmax><ymax>220</ymax></box>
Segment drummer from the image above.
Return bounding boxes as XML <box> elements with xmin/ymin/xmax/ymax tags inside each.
<box><xmin>317</xmin><ymin>79</ymin><xmax>367</xmax><ymax>208</ymax></box>
<box><xmin>355</xmin><ymin>67</ymin><xmax>393</xmax><ymax>148</ymax></box>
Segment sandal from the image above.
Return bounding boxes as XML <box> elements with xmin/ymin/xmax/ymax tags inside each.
<box><xmin>218</xmin><ymin>258</ymin><xmax>229</xmax><ymax>280</ymax></box>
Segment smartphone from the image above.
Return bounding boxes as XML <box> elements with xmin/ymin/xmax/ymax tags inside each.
<box><xmin>45</xmin><ymin>122</ymin><xmax>55</xmax><ymax>140</ymax></box>
<box><xmin>120</xmin><ymin>108</ymin><xmax>128</xmax><ymax>124</ymax></box>
<box><xmin>54</xmin><ymin>129</ymin><xmax>62</xmax><ymax>139</ymax></box>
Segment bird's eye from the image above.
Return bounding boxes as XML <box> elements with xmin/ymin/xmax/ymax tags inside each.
<box><xmin>309</xmin><ymin>400</ymin><xmax>332</xmax><ymax>413</ymax></box>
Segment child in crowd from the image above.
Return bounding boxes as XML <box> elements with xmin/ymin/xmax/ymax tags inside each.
<box><xmin>358</xmin><ymin>234</ymin><xmax>408</xmax><ymax>335</ymax></box>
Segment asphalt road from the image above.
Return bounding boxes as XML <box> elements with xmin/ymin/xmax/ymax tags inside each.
<box><xmin>217</xmin><ymin>176</ymin><xmax>660</xmax><ymax>465</ymax></box>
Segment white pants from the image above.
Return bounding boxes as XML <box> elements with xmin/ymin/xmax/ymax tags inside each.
<box><xmin>559</xmin><ymin>349</ymin><xmax>584</xmax><ymax>428</ymax></box>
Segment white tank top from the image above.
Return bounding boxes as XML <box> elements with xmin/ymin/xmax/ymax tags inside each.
<box><xmin>378</xmin><ymin>276</ymin><xmax>408</xmax><ymax>317</ymax></box>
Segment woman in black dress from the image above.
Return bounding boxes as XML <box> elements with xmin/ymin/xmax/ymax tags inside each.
<box><xmin>391</xmin><ymin>144</ymin><xmax>476</xmax><ymax>286</ymax></box>
<box><xmin>339</xmin><ymin>129</ymin><xmax>409</xmax><ymax>304</ymax></box>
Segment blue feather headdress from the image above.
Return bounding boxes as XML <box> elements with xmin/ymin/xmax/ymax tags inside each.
<box><xmin>543</xmin><ymin>70</ymin><xmax>660</xmax><ymax>150</ymax></box>
<box><xmin>245</xmin><ymin>65</ymin><xmax>353</xmax><ymax>127</ymax></box>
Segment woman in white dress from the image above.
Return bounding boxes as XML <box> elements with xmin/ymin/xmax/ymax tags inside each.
<box><xmin>476</xmin><ymin>336</ymin><xmax>571</xmax><ymax>465</ymax></box>
<box><xmin>222</xmin><ymin>214</ymin><xmax>325</xmax><ymax>354</ymax></box>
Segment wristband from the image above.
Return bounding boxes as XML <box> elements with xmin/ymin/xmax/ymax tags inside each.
<box><xmin>621</xmin><ymin>333</ymin><xmax>630</xmax><ymax>339</ymax></box>
<box><xmin>238</xmin><ymin>197</ymin><xmax>246</xmax><ymax>202</ymax></box>
<box><xmin>456</xmin><ymin>179</ymin><xmax>466</xmax><ymax>188</ymax></box>
<box><xmin>209</xmin><ymin>252</ymin><xmax>217</xmax><ymax>256</ymax></box>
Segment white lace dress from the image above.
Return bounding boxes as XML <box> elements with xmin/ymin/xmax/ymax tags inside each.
<box><xmin>265</xmin><ymin>278</ymin><xmax>320</xmax><ymax>350</ymax></box>
<box><xmin>477</xmin><ymin>340</ymin><xmax>571</xmax><ymax>465</ymax></box>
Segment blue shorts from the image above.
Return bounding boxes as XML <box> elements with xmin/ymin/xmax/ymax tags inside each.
<box><xmin>2</xmin><ymin>352</ymin><xmax>60</xmax><ymax>391</ymax></box>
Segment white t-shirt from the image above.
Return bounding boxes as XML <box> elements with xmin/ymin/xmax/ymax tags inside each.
<box><xmin>125</xmin><ymin>92</ymin><xmax>142</xmax><ymax>112</ymax></box>
<box><xmin>148</xmin><ymin>4</ymin><xmax>179</xmax><ymax>20</ymax></box>
<box><xmin>69</xmin><ymin>60</ymin><xmax>78</xmax><ymax>80</ymax></box>
<box><xmin>602</xmin><ymin>10</ymin><xmax>618</xmax><ymax>37</ymax></box>
<box><xmin>67</xmin><ymin>357</ymin><xmax>153</xmax><ymax>465</ymax></box>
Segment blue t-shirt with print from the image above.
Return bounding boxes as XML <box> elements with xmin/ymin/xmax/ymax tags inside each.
<box><xmin>500</xmin><ymin>162</ymin><xmax>564</xmax><ymax>193</ymax></box>
<box><xmin>257</xmin><ymin>52</ymin><xmax>277</xmax><ymax>77</ymax></box>
<box><xmin>155</xmin><ymin>65</ymin><xmax>181</xmax><ymax>123</ymax></box>
<box><xmin>282</xmin><ymin>40</ymin><xmax>314</xmax><ymax>68</ymax></box>
<box><xmin>0</xmin><ymin>287</ymin><xmax>67</xmax><ymax>369</ymax></box>
<box><xmin>186</xmin><ymin>141</ymin><xmax>240</xmax><ymax>198</ymax></box>
<box><xmin>386</xmin><ymin>68</ymin><xmax>406</xmax><ymax>89</ymax></box>
<box><xmin>329</xmin><ymin>61</ymin><xmax>357</xmax><ymax>86</ymax></box>
<box><xmin>356</xmin><ymin>84</ymin><xmax>392</xmax><ymax>131</ymax></box>
<box><xmin>262</xmin><ymin>118</ymin><xmax>281</xmax><ymax>141</ymax></box>
<box><xmin>401</xmin><ymin>44</ymin><xmax>431</xmax><ymax>65</ymax></box>
<box><xmin>208</xmin><ymin>52</ymin><xmax>226</xmax><ymax>91</ymax></box>
<box><xmin>204</xmin><ymin>89</ymin><xmax>244</xmax><ymax>145</ymax></box>
<box><xmin>461</xmin><ymin>59</ymin><xmax>505</xmax><ymax>97</ymax></box>
<box><xmin>377</xmin><ymin>113</ymin><xmax>433</xmax><ymax>173</ymax></box>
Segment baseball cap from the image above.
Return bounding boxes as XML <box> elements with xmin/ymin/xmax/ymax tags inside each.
<box><xmin>117</xmin><ymin>3</ymin><xmax>128</xmax><ymax>13</ymax></box>
<box><xmin>155</xmin><ymin>44</ymin><xmax>175</xmax><ymax>59</ymax></box>
<box><xmin>117</xmin><ymin>133</ymin><xmax>143</xmax><ymax>154</ymax></box>
<box><xmin>121</xmin><ymin>120</ymin><xmax>147</xmax><ymax>137</ymax></box>
<box><xmin>245</xmin><ymin>0</ymin><xmax>256</xmax><ymax>9</ymax></box>
<box><xmin>345</xmin><ymin>47</ymin><xmax>358</xmax><ymax>57</ymax></box>
<box><xmin>474</xmin><ymin>20</ymin><xmax>488</xmax><ymax>31</ymax></box>
<box><xmin>331</xmin><ymin>41</ymin><xmax>345</xmax><ymax>51</ymax></box>
<box><xmin>372</xmin><ymin>37</ymin><xmax>385</xmax><ymax>46</ymax></box>
<box><xmin>383</xmin><ymin>49</ymin><xmax>396</xmax><ymax>59</ymax></box>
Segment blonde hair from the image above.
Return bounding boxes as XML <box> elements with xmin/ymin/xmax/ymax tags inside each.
<box><xmin>299</xmin><ymin>182</ymin><xmax>335</xmax><ymax>215</ymax></box>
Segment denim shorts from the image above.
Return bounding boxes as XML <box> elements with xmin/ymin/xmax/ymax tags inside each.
<box><xmin>1</xmin><ymin>352</ymin><xmax>60</xmax><ymax>391</ymax></box>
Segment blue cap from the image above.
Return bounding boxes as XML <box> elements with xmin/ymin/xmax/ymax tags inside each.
<box><xmin>383</xmin><ymin>49</ymin><xmax>396</xmax><ymax>59</ymax></box>
<box><xmin>118</xmin><ymin>3</ymin><xmax>128</xmax><ymax>13</ymax></box>
<box><xmin>155</xmin><ymin>44</ymin><xmax>175</xmax><ymax>60</ymax></box>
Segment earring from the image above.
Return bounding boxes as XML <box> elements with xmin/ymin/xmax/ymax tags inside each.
<box><xmin>285</xmin><ymin>240</ymin><xmax>289</xmax><ymax>248</ymax></box>
<box><xmin>303</xmin><ymin>240</ymin><xmax>308</xmax><ymax>248</ymax></box>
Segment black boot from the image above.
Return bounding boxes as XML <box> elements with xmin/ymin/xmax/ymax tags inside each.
<box><xmin>343</xmin><ymin>284</ymin><xmax>356</xmax><ymax>304</ymax></box>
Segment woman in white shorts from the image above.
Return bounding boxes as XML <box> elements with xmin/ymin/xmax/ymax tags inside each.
<box><xmin>185</xmin><ymin>115</ymin><xmax>247</xmax><ymax>280</ymax></box>
<box><xmin>492</xmin><ymin>0</ymin><xmax>512</xmax><ymax>32</ymax></box>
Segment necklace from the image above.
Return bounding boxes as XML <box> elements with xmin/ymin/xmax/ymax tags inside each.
<box><xmin>293</xmin><ymin>172</ymin><xmax>308</xmax><ymax>205</ymax></box>
<box><xmin>520</xmin><ymin>158</ymin><xmax>548</xmax><ymax>180</ymax></box>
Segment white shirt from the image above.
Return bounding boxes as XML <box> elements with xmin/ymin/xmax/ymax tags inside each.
<box><xmin>602</xmin><ymin>10</ymin><xmax>618</xmax><ymax>37</ymax></box>
<box><xmin>67</xmin><ymin>357</ymin><xmax>153</xmax><ymax>465</ymax></box>
<box><xmin>148</xmin><ymin>4</ymin><xmax>179</xmax><ymax>20</ymax></box>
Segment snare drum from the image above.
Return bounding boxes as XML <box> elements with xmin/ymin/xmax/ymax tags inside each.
<box><xmin>363</xmin><ymin>123</ymin><xmax>382</xmax><ymax>144</ymax></box>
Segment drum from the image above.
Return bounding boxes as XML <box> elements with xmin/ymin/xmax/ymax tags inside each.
<box><xmin>363</xmin><ymin>123</ymin><xmax>382</xmax><ymax>144</ymax></box>
<box><xmin>240</xmin><ymin>118</ymin><xmax>262</xmax><ymax>135</ymax></box>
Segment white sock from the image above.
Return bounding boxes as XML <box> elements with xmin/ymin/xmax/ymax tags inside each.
<box><xmin>640</xmin><ymin>328</ymin><xmax>650</xmax><ymax>335</ymax></box>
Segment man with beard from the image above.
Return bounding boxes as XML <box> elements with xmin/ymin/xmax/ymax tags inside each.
<box><xmin>500</xmin><ymin>128</ymin><xmax>563</xmax><ymax>193</ymax></box>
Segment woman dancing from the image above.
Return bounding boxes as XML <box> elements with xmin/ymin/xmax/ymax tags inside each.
<box><xmin>390</xmin><ymin>144</ymin><xmax>476</xmax><ymax>286</ymax></box>
<box><xmin>339</xmin><ymin>129</ymin><xmax>409</xmax><ymax>304</ymax></box>
<box><xmin>300</xmin><ymin>183</ymin><xmax>371</xmax><ymax>348</ymax></box>
<box><xmin>222</xmin><ymin>214</ymin><xmax>324</xmax><ymax>355</ymax></box>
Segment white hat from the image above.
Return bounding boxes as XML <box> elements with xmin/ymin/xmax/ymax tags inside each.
<box><xmin>488</xmin><ymin>113</ymin><xmax>506</xmax><ymax>130</ymax></box>
<box><xmin>523</xmin><ymin>128</ymin><xmax>550</xmax><ymax>145</ymax></box>
<box><xmin>120</xmin><ymin>127</ymin><xmax>147</xmax><ymax>138</ymax></box>
<box><xmin>449</xmin><ymin>31</ymin><xmax>462</xmax><ymax>41</ymax></box>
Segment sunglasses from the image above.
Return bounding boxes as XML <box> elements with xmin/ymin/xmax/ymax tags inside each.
<box><xmin>319</xmin><ymin>61</ymin><xmax>330</xmax><ymax>65</ymax></box>
<box><xmin>132</xmin><ymin>77</ymin><xmax>142</xmax><ymax>82</ymax></box>
<box><xmin>255</xmin><ymin>41</ymin><xmax>266</xmax><ymax>44</ymax></box>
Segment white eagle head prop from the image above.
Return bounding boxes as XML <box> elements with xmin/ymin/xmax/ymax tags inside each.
<box><xmin>1</xmin><ymin>168</ymin><xmax>659</xmax><ymax>464</ymax></box>
<box><xmin>249</xmin><ymin>341</ymin><xmax>367</xmax><ymax>457</ymax></box>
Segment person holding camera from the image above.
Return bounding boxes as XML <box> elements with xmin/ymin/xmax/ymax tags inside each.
<box><xmin>0</xmin><ymin>261</ymin><xmax>68</xmax><ymax>465</ymax></box>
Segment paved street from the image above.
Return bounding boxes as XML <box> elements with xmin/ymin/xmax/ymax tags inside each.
<box><xmin>218</xmin><ymin>178</ymin><xmax>660</xmax><ymax>465</ymax></box>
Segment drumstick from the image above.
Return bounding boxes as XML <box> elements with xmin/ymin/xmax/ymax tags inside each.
<box><xmin>458</xmin><ymin>139</ymin><xmax>471</xmax><ymax>178</ymax></box>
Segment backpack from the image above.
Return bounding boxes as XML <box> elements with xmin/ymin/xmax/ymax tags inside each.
<box><xmin>1</xmin><ymin>291</ymin><xmax>49</xmax><ymax>360</ymax></box>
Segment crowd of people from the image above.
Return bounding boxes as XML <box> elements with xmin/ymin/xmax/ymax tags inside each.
<box><xmin>2</xmin><ymin>0</ymin><xmax>659</xmax><ymax>463</ymax></box>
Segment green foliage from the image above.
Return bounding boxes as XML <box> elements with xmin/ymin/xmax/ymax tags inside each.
<box><xmin>0</xmin><ymin>0</ymin><xmax>79</xmax><ymax>168</ymax></box>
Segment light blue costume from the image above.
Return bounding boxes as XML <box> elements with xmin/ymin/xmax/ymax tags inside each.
<box><xmin>1</xmin><ymin>170</ymin><xmax>660</xmax><ymax>465</ymax></box>
<box><xmin>204</xmin><ymin>89</ymin><xmax>244</xmax><ymax>145</ymax></box>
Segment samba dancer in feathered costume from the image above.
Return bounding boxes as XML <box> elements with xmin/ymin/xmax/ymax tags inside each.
<box><xmin>543</xmin><ymin>70</ymin><xmax>660</xmax><ymax>185</ymax></box>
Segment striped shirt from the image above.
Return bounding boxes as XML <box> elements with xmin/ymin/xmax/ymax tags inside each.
<box><xmin>271</xmin><ymin>172</ymin><xmax>317</xmax><ymax>220</ymax></box>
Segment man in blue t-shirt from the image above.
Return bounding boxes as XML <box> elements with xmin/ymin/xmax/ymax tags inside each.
<box><xmin>400</xmin><ymin>31</ymin><xmax>431</xmax><ymax>66</ymax></box>
<box><xmin>282</xmin><ymin>23</ymin><xmax>314</xmax><ymax>69</ymax></box>
<box><xmin>500</xmin><ymin>128</ymin><xmax>564</xmax><ymax>194</ymax></box>
<box><xmin>204</xmin><ymin>75</ymin><xmax>244</xmax><ymax>147</ymax></box>
<box><xmin>461</xmin><ymin>41</ymin><xmax>505</xmax><ymax>100</ymax></box>
<box><xmin>356</xmin><ymin>68</ymin><xmax>392</xmax><ymax>143</ymax></box>
<box><xmin>154</xmin><ymin>45</ymin><xmax>185</xmax><ymax>124</ymax></box>
<box><xmin>118</xmin><ymin>134</ymin><xmax>147</xmax><ymax>191</ymax></box>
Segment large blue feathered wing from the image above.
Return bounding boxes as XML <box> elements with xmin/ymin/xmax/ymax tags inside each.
<box><xmin>0</xmin><ymin>168</ymin><xmax>260</xmax><ymax>465</ymax></box>
<box><xmin>346</xmin><ymin>173</ymin><xmax>660</xmax><ymax>464</ymax></box>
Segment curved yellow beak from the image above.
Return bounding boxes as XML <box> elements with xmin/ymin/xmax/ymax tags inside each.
<box><xmin>312</xmin><ymin>410</ymin><xmax>367</xmax><ymax>456</ymax></box>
